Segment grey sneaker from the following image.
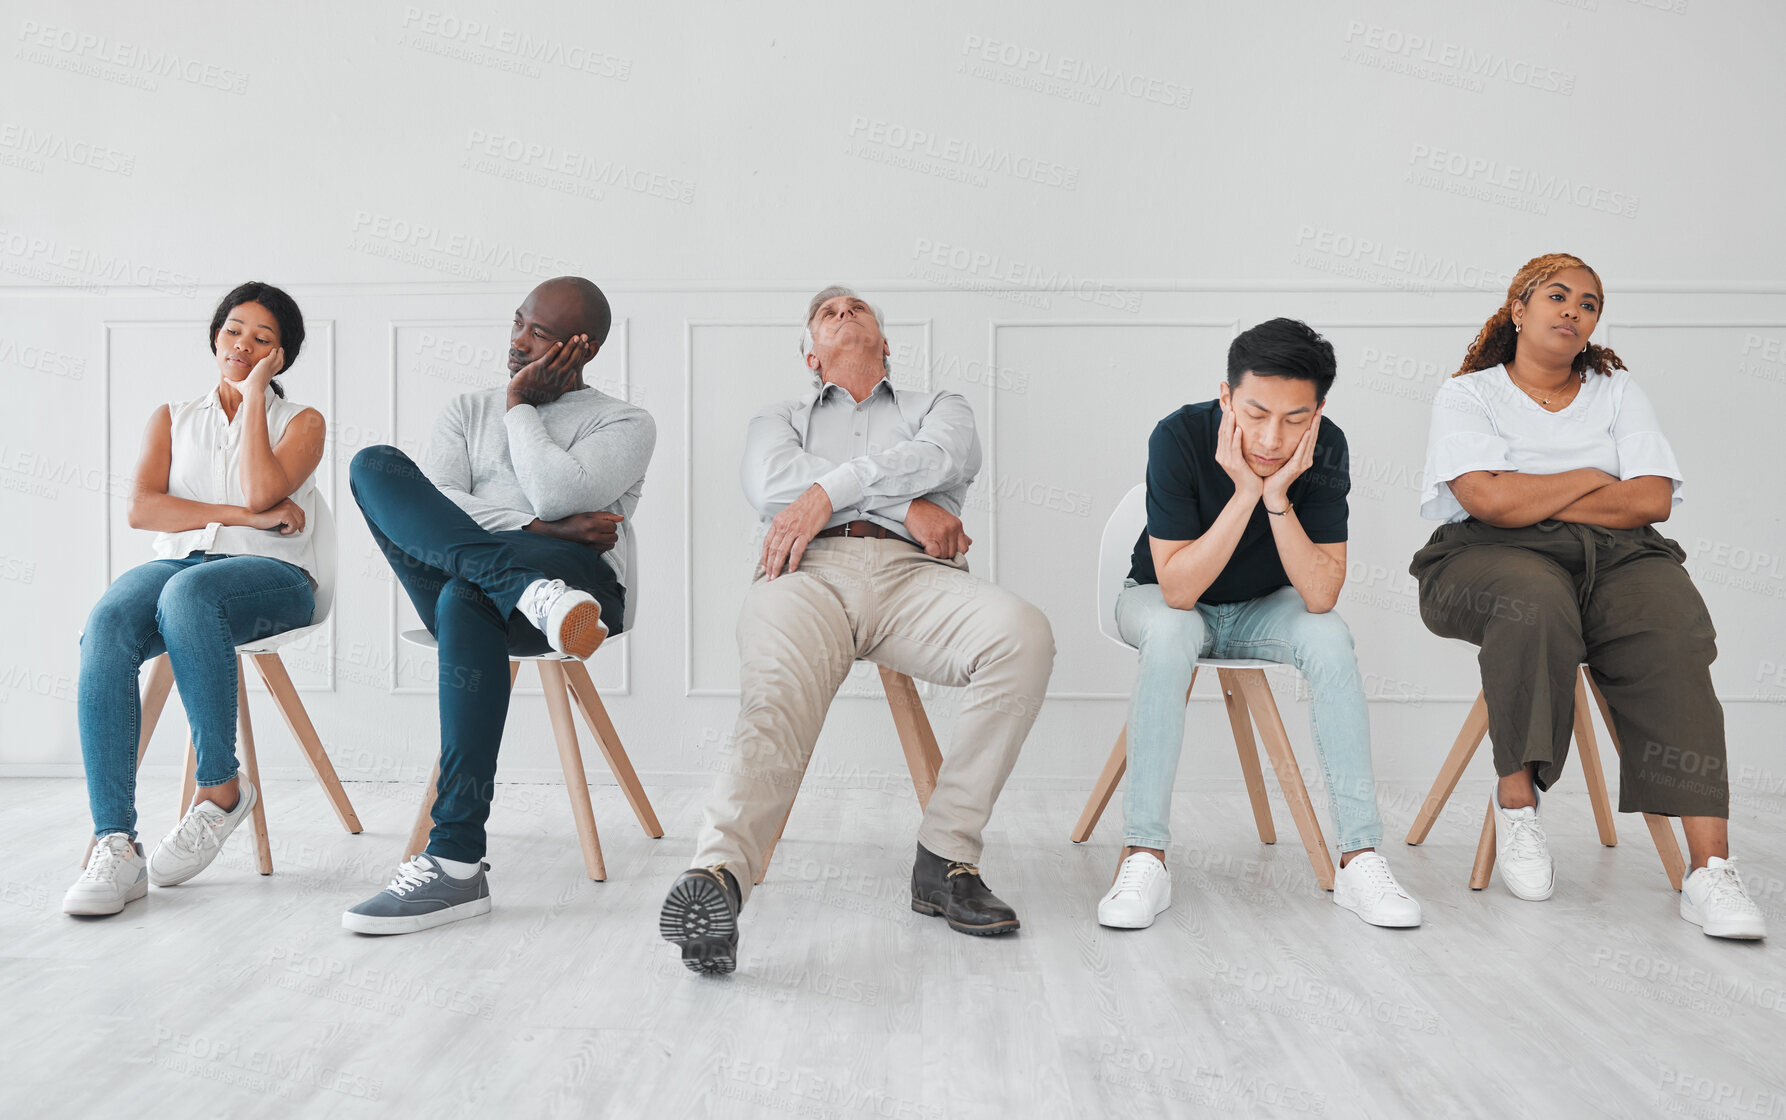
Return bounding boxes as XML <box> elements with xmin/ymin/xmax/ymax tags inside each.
<box><xmin>65</xmin><ymin>834</ymin><xmax>148</xmax><ymax>916</ymax></box>
<box><xmin>148</xmin><ymin>779</ymin><xmax>259</xmax><ymax>887</ymax></box>
<box><xmin>342</xmin><ymin>854</ymin><xmax>492</xmax><ymax>935</ymax></box>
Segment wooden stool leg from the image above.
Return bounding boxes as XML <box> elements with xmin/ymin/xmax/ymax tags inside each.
<box><xmin>406</xmin><ymin>760</ymin><xmax>440</xmax><ymax>861</ymax></box>
<box><xmin>136</xmin><ymin>654</ymin><xmax>175</xmax><ymax>769</ymax></box>
<box><xmin>539</xmin><ymin>660</ymin><xmax>606</xmax><ymax>882</ymax></box>
<box><xmin>1470</xmin><ymin>800</ymin><xmax>1497</xmax><ymax>890</ymax></box>
<box><xmin>1070</xmin><ymin>729</ymin><xmax>1129</xmax><ymax>844</ymax></box>
<box><xmin>178</xmin><ymin>739</ymin><xmax>197</xmax><ymax>821</ymax></box>
<box><xmin>235</xmin><ymin>664</ymin><xmax>273</xmax><ymax>875</ymax></box>
<box><xmin>1571</xmin><ymin>670</ymin><xmax>1618</xmax><ymax>848</ymax></box>
<box><xmin>1217</xmin><ymin>669</ymin><xmax>1275</xmax><ymax>845</ymax></box>
<box><xmin>878</xmin><ymin>667</ymin><xmax>942</xmax><ymax>809</ymax></box>
<box><xmin>1071</xmin><ymin>669</ymin><xmax>1197</xmax><ymax>844</ymax></box>
<box><xmin>1235</xmin><ymin>670</ymin><xmax>1335</xmax><ymax>890</ymax></box>
<box><xmin>249</xmin><ymin>653</ymin><xmax>362</xmax><ymax>834</ymax></box>
<box><xmin>1406</xmin><ymin>691</ymin><xmax>1490</xmax><ymax>845</ymax></box>
<box><xmin>1586</xmin><ymin>675</ymin><xmax>1687</xmax><ymax>890</ymax></box>
<box><xmin>563</xmin><ymin>660</ymin><xmax>663</xmax><ymax>837</ymax></box>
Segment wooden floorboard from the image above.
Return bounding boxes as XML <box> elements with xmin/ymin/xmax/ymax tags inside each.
<box><xmin>4</xmin><ymin>775</ymin><xmax>1782</xmax><ymax>1119</ymax></box>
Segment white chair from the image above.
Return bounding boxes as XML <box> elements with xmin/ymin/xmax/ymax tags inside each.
<box><xmin>1069</xmin><ymin>483</ymin><xmax>1336</xmax><ymax>890</ymax></box>
<box><xmin>126</xmin><ymin>494</ymin><xmax>362</xmax><ymax>874</ymax></box>
<box><xmin>400</xmin><ymin>529</ymin><xmax>662</xmax><ymax>881</ymax></box>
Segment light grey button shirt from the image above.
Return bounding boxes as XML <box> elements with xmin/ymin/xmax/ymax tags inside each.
<box><xmin>740</xmin><ymin>377</ymin><xmax>981</xmax><ymax>538</ymax></box>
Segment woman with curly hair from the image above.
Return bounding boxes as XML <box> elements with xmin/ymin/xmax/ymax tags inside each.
<box><xmin>64</xmin><ymin>282</ymin><xmax>325</xmax><ymax>918</ymax></box>
<box><xmin>1409</xmin><ymin>252</ymin><xmax>1764</xmax><ymax>938</ymax></box>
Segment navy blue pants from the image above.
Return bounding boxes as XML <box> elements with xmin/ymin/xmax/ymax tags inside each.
<box><xmin>350</xmin><ymin>444</ymin><xmax>625</xmax><ymax>861</ymax></box>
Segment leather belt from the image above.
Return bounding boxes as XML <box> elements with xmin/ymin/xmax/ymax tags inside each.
<box><xmin>815</xmin><ymin>519</ymin><xmax>915</xmax><ymax>544</ymax></box>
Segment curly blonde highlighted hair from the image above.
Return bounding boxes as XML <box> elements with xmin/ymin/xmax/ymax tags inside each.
<box><xmin>1456</xmin><ymin>252</ymin><xmax>1627</xmax><ymax>379</ymax></box>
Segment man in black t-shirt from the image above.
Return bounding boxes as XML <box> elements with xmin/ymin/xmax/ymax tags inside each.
<box><xmin>1096</xmin><ymin>318</ymin><xmax>1424</xmax><ymax>932</ymax></box>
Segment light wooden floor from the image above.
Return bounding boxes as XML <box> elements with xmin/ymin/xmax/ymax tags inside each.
<box><xmin>3</xmin><ymin>775</ymin><xmax>1782</xmax><ymax>1119</ymax></box>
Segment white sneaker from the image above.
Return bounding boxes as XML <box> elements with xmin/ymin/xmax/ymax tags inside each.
<box><xmin>1492</xmin><ymin>790</ymin><xmax>1554</xmax><ymax>901</ymax></box>
<box><xmin>516</xmin><ymin>578</ymin><xmax>607</xmax><ymax>658</ymax></box>
<box><xmin>1097</xmin><ymin>853</ymin><xmax>1172</xmax><ymax>928</ymax></box>
<box><xmin>1681</xmin><ymin>857</ymin><xmax>1767</xmax><ymax>940</ymax></box>
<box><xmin>64</xmin><ymin>834</ymin><xmax>148</xmax><ymax>916</ymax></box>
<box><xmin>1333</xmin><ymin>851</ymin><xmax>1423</xmax><ymax>928</ymax></box>
<box><xmin>148</xmin><ymin>779</ymin><xmax>258</xmax><ymax>887</ymax></box>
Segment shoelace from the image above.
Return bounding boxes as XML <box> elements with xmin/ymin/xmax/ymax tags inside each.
<box><xmin>81</xmin><ymin>838</ymin><xmax>130</xmax><ymax>882</ymax></box>
<box><xmin>522</xmin><ymin>578</ymin><xmax>568</xmax><ymax>619</ymax></box>
<box><xmin>945</xmin><ymin>861</ymin><xmax>980</xmax><ymax>880</ymax></box>
<box><xmin>1111</xmin><ymin>857</ymin><xmax>1162</xmax><ymax>895</ymax></box>
<box><xmin>1348</xmin><ymin>853</ymin><xmax>1404</xmax><ymax>898</ymax></box>
<box><xmin>1698</xmin><ymin>861</ymin><xmax>1760</xmax><ymax>914</ymax></box>
<box><xmin>171</xmin><ymin>804</ymin><xmax>227</xmax><ymax>853</ymax></box>
<box><xmin>1501</xmin><ymin>812</ymin><xmax>1549</xmax><ymax>865</ymax></box>
<box><xmin>386</xmin><ymin>858</ymin><xmax>439</xmax><ymax>896</ymax></box>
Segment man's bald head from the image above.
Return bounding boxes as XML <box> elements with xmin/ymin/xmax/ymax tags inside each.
<box><xmin>528</xmin><ymin>276</ymin><xmax>613</xmax><ymax>346</ymax></box>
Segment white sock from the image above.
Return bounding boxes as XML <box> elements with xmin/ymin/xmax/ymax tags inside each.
<box><xmin>431</xmin><ymin>855</ymin><xmax>482</xmax><ymax>879</ymax></box>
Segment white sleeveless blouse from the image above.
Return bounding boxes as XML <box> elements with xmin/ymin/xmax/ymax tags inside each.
<box><xmin>151</xmin><ymin>388</ymin><xmax>320</xmax><ymax>581</ymax></box>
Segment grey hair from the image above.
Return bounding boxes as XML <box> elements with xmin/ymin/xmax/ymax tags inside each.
<box><xmin>800</xmin><ymin>285</ymin><xmax>892</xmax><ymax>376</ymax></box>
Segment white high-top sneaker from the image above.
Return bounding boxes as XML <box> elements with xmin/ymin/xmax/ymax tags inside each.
<box><xmin>1097</xmin><ymin>852</ymin><xmax>1172</xmax><ymax>929</ymax></box>
<box><xmin>1680</xmin><ymin>857</ymin><xmax>1767</xmax><ymax>940</ymax></box>
<box><xmin>516</xmin><ymin>578</ymin><xmax>607</xmax><ymax>658</ymax></box>
<box><xmin>64</xmin><ymin>833</ymin><xmax>148</xmax><ymax>916</ymax></box>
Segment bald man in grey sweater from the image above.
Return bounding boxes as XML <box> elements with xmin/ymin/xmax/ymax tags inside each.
<box><xmin>343</xmin><ymin>277</ymin><xmax>656</xmax><ymax>935</ymax></box>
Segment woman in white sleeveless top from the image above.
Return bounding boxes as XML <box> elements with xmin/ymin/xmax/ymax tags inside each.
<box><xmin>65</xmin><ymin>283</ymin><xmax>327</xmax><ymax>917</ymax></box>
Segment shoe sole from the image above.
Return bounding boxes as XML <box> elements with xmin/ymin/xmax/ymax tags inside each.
<box><xmin>149</xmin><ymin>783</ymin><xmax>259</xmax><ymax>887</ymax></box>
<box><xmin>1681</xmin><ymin>901</ymin><xmax>1766</xmax><ymax>940</ymax></box>
<box><xmin>558</xmin><ymin>601</ymin><xmax>608</xmax><ymax>659</ymax></box>
<box><xmin>910</xmin><ymin>896</ymin><xmax>1021</xmax><ymax>936</ymax></box>
<box><xmin>342</xmin><ymin>895</ymin><xmax>491</xmax><ymax>935</ymax></box>
<box><xmin>1499</xmin><ymin>876</ymin><xmax>1554</xmax><ymax>903</ymax></box>
<box><xmin>660</xmin><ymin>875</ymin><xmax>738</xmax><ymax>974</ymax></box>
<box><xmin>64</xmin><ymin>877</ymin><xmax>148</xmax><ymax>916</ymax></box>
<box><xmin>1097</xmin><ymin>896</ymin><xmax>1170</xmax><ymax>929</ymax></box>
<box><xmin>1333</xmin><ymin>895</ymin><xmax>1423</xmax><ymax>928</ymax></box>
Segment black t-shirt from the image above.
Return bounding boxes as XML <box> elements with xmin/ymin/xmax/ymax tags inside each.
<box><xmin>1127</xmin><ymin>400</ymin><xmax>1350</xmax><ymax>603</ymax></box>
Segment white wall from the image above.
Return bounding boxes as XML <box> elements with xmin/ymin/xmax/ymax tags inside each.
<box><xmin>4</xmin><ymin>1</ymin><xmax>1783</xmax><ymax>809</ymax></box>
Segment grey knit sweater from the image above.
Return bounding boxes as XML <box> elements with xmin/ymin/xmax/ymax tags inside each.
<box><xmin>424</xmin><ymin>386</ymin><xmax>656</xmax><ymax>585</ymax></box>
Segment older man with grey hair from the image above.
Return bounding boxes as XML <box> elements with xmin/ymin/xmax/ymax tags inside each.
<box><xmin>660</xmin><ymin>286</ymin><xmax>1055</xmax><ymax>973</ymax></box>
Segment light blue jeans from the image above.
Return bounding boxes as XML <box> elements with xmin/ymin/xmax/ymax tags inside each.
<box><xmin>1116</xmin><ymin>580</ymin><xmax>1384</xmax><ymax>853</ymax></box>
<box><xmin>79</xmin><ymin>553</ymin><xmax>315</xmax><ymax>840</ymax></box>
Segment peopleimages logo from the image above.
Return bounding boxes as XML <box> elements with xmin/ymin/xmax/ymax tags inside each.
<box><xmin>1408</xmin><ymin>144</ymin><xmax>1639</xmax><ymax>218</ymax></box>
<box><xmin>1342</xmin><ymin>21</ymin><xmax>1576</xmax><ymax>95</ymax></box>
<box><xmin>959</xmin><ymin>35</ymin><xmax>1192</xmax><ymax>109</ymax></box>
<box><xmin>15</xmin><ymin>21</ymin><xmax>250</xmax><ymax>93</ymax></box>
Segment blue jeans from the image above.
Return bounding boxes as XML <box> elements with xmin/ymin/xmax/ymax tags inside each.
<box><xmin>350</xmin><ymin>444</ymin><xmax>626</xmax><ymax>863</ymax></box>
<box><xmin>79</xmin><ymin>553</ymin><xmax>315</xmax><ymax>840</ymax></box>
<box><xmin>1115</xmin><ymin>580</ymin><xmax>1385</xmax><ymax>853</ymax></box>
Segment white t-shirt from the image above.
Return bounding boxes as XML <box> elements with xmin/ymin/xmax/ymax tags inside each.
<box><xmin>1418</xmin><ymin>365</ymin><xmax>1684</xmax><ymax>523</ymax></box>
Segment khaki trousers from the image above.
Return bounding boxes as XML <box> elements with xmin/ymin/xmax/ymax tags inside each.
<box><xmin>691</xmin><ymin>538</ymin><xmax>1056</xmax><ymax>900</ymax></box>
